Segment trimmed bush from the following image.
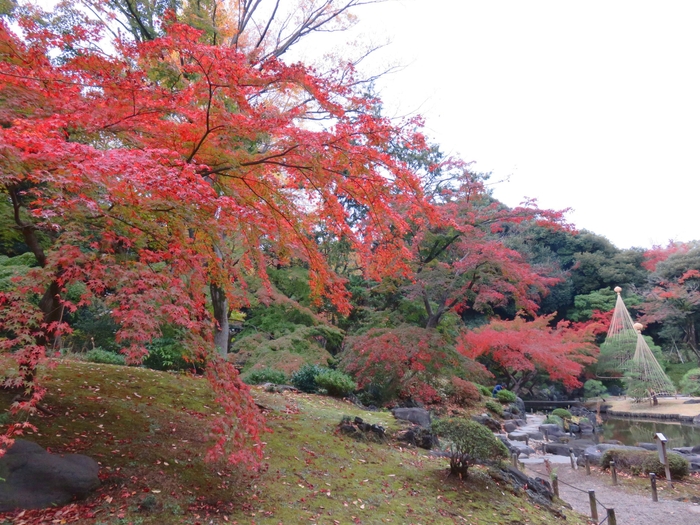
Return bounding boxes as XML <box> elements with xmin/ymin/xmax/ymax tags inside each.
<box><xmin>449</xmin><ymin>377</ymin><xmax>481</xmax><ymax>406</ymax></box>
<box><xmin>543</xmin><ymin>414</ymin><xmax>563</xmax><ymax>427</ymax></box>
<box><xmin>291</xmin><ymin>364</ymin><xmax>329</xmax><ymax>393</ymax></box>
<box><xmin>496</xmin><ymin>389</ymin><xmax>516</xmax><ymax>404</ymax></box>
<box><xmin>84</xmin><ymin>348</ymin><xmax>126</xmax><ymax>366</ymax></box>
<box><xmin>584</xmin><ymin>379</ymin><xmax>607</xmax><ymax>399</ymax></box>
<box><xmin>551</xmin><ymin>408</ymin><xmax>572</xmax><ymax>420</ymax></box>
<box><xmin>679</xmin><ymin>368</ymin><xmax>700</xmax><ymax>397</ymax></box>
<box><xmin>475</xmin><ymin>384</ymin><xmax>492</xmax><ymax>397</ymax></box>
<box><xmin>431</xmin><ymin>418</ymin><xmax>508</xmax><ymax>476</ymax></box>
<box><xmin>485</xmin><ymin>400</ymin><xmax>504</xmax><ymax>416</ymax></box>
<box><xmin>601</xmin><ymin>449</ymin><xmax>689</xmax><ymax>480</ymax></box>
<box><xmin>243</xmin><ymin>368</ymin><xmax>287</xmax><ymax>385</ymax></box>
<box><xmin>314</xmin><ymin>369</ymin><xmax>356</xmax><ymax>397</ymax></box>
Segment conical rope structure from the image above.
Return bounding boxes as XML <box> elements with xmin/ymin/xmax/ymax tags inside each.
<box><xmin>627</xmin><ymin>330</ymin><xmax>676</xmax><ymax>396</ymax></box>
<box><xmin>596</xmin><ymin>288</ymin><xmax>638</xmax><ymax>375</ymax></box>
<box><xmin>596</xmin><ymin>287</ymin><xmax>676</xmax><ymax>396</ymax></box>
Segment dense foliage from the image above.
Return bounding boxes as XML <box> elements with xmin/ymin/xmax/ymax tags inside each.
<box><xmin>431</xmin><ymin>418</ymin><xmax>508</xmax><ymax>476</ymax></box>
<box><xmin>601</xmin><ymin>449</ymin><xmax>689</xmax><ymax>480</ymax></box>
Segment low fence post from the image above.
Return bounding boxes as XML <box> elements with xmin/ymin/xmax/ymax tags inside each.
<box><xmin>650</xmin><ymin>473</ymin><xmax>658</xmax><ymax>502</ymax></box>
<box><xmin>588</xmin><ymin>490</ymin><xmax>598</xmax><ymax>521</ymax></box>
<box><xmin>569</xmin><ymin>448</ymin><xmax>577</xmax><ymax>470</ymax></box>
<box><xmin>610</xmin><ymin>460</ymin><xmax>618</xmax><ymax>486</ymax></box>
<box><xmin>607</xmin><ymin>508</ymin><xmax>617</xmax><ymax>525</ymax></box>
<box><xmin>511</xmin><ymin>452</ymin><xmax>519</xmax><ymax>469</ymax></box>
<box><xmin>552</xmin><ymin>474</ymin><xmax>559</xmax><ymax>498</ymax></box>
<box><xmin>585</xmin><ymin>454</ymin><xmax>591</xmax><ymax>475</ymax></box>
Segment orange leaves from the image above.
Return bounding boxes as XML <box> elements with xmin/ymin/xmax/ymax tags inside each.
<box><xmin>457</xmin><ymin>314</ymin><xmax>599</xmax><ymax>390</ymax></box>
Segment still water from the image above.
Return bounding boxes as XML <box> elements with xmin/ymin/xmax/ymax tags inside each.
<box><xmin>601</xmin><ymin>417</ymin><xmax>700</xmax><ymax>449</ymax></box>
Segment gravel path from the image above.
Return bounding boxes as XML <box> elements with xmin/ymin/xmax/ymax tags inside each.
<box><xmin>524</xmin><ymin>462</ymin><xmax>700</xmax><ymax>524</ymax></box>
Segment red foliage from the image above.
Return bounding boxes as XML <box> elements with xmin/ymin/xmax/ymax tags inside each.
<box><xmin>341</xmin><ymin>326</ymin><xmax>484</xmax><ymax>404</ymax></box>
<box><xmin>642</xmin><ymin>242</ymin><xmax>689</xmax><ymax>272</ymax></box>
<box><xmin>0</xmin><ymin>12</ymin><xmax>429</xmax><ymax>465</ymax></box>
<box><xmin>411</xmin><ymin>171</ymin><xmax>569</xmax><ymax>328</ymax></box>
<box><xmin>449</xmin><ymin>376</ymin><xmax>481</xmax><ymax>407</ymax></box>
<box><xmin>457</xmin><ymin>314</ymin><xmax>598</xmax><ymax>393</ymax></box>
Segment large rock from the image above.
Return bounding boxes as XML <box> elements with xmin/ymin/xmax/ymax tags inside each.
<box><xmin>539</xmin><ymin>424</ymin><xmax>565</xmax><ymax>438</ymax></box>
<box><xmin>578</xmin><ymin>444</ymin><xmax>647</xmax><ymax>466</ymax></box>
<box><xmin>471</xmin><ymin>415</ymin><xmax>502</xmax><ymax>432</ymax></box>
<box><xmin>503</xmin><ymin>421</ymin><xmax>520</xmax><ymax>433</ymax></box>
<box><xmin>392</xmin><ymin>407</ymin><xmax>431</xmax><ymax>428</ymax></box>
<box><xmin>0</xmin><ymin>440</ymin><xmax>100</xmax><ymax>512</ymax></box>
<box><xmin>396</xmin><ymin>426</ymin><xmax>438</xmax><ymax>450</ymax></box>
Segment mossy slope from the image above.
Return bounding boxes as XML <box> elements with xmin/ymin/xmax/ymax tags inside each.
<box><xmin>0</xmin><ymin>359</ymin><xmax>588</xmax><ymax>524</ymax></box>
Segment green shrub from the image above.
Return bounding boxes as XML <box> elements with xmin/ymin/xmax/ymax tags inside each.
<box><xmin>431</xmin><ymin>418</ymin><xmax>508</xmax><ymax>476</ymax></box>
<box><xmin>496</xmin><ymin>389</ymin><xmax>516</xmax><ymax>404</ymax></box>
<box><xmin>485</xmin><ymin>400</ymin><xmax>503</xmax><ymax>416</ymax></box>
<box><xmin>601</xmin><ymin>449</ymin><xmax>689</xmax><ymax>480</ymax></box>
<box><xmin>679</xmin><ymin>368</ymin><xmax>700</xmax><ymax>396</ymax></box>
<box><xmin>243</xmin><ymin>368</ymin><xmax>287</xmax><ymax>385</ymax></box>
<box><xmin>291</xmin><ymin>364</ymin><xmax>329</xmax><ymax>393</ymax></box>
<box><xmin>143</xmin><ymin>336</ymin><xmax>189</xmax><ymax>371</ymax></box>
<box><xmin>314</xmin><ymin>369</ymin><xmax>356</xmax><ymax>397</ymax></box>
<box><xmin>544</xmin><ymin>414</ymin><xmax>563</xmax><ymax>427</ymax></box>
<box><xmin>84</xmin><ymin>348</ymin><xmax>126</xmax><ymax>366</ymax></box>
<box><xmin>551</xmin><ymin>408</ymin><xmax>572</xmax><ymax>420</ymax></box>
<box><xmin>584</xmin><ymin>379</ymin><xmax>607</xmax><ymax>399</ymax></box>
<box><xmin>475</xmin><ymin>384</ymin><xmax>492</xmax><ymax>397</ymax></box>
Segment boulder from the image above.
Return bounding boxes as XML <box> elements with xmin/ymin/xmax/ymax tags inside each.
<box><xmin>508</xmin><ymin>431</ymin><xmax>529</xmax><ymax>442</ymax></box>
<box><xmin>578</xmin><ymin>444</ymin><xmax>647</xmax><ymax>466</ymax></box>
<box><xmin>539</xmin><ymin>424</ymin><xmax>564</xmax><ymax>438</ymax></box>
<box><xmin>693</xmin><ymin>414</ymin><xmax>700</xmax><ymax>425</ymax></box>
<box><xmin>396</xmin><ymin>426</ymin><xmax>438</xmax><ymax>450</ymax></box>
<box><xmin>471</xmin><ymin>415</ymin><xmax>502</xmax><ymax>433</ymax></box>
<box><xmin>392</xmin><ymin>407</ymin><xmax>431</xmax><ymax>428</ymax></box>
<box><xmin>545</xmin><ymin>439</ymin><xmax>595</xmax><ymax>458</ymax></box>
<box><xmin>637</xmin><ymin>442</ymin><xmax>657</xmax><ymax>451</ymax></box>
<box><xmin>503</xmin><ymin>421</ymin><xmax>520</xmax><ymax>433</ymax></box>
<box><xmin>0</xmin><ymin>440</ymin><xmax>100</xmax><ymax>512</ymax></box>
<box><xmin>514</xmin><ymin>396</ymin><xmax>526</xmax><ymax>415</ymax></box>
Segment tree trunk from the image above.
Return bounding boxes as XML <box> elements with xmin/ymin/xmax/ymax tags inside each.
<box><xmin>211</xmin><ymin>283</ymin><xmax>229</xmax><ymax>356</ymax></box>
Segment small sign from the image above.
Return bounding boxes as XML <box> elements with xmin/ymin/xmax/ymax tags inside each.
<box><xmin>654</xmin><ymin>433</ymin><xmax>669</xmax><ymax>472</ymax></box>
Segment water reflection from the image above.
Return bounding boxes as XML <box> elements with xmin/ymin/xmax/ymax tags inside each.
<box><xmin>602</xmin><ymin>417</ymin><xmax>700</xmax><ymax>448</ymax></box>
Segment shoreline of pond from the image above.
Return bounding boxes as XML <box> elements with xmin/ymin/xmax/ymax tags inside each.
<box><xmin>584</xmin><ymin>396</ymin><xmax>700</xmax><ymax>426</ymax></box>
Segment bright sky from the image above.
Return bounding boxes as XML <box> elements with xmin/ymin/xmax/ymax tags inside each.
<box><xmin>295</xmin><ymin>0</ymin><xmax>700</xmax><ymax>250</ymax></box>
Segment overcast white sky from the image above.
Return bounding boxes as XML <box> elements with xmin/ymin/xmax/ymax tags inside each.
<box><xmin>295</xmin><ymin>0</ymin><xmax>700</xmax><ymax>250</ymax></box>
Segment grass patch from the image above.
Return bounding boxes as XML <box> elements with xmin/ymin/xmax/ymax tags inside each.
<box><xmin>0</xmin><ymin>359</ymin><xmax>589</xmax><ymax>524</ymax></box>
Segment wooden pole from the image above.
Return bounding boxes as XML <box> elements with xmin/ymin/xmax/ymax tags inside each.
<box><xmin>585</xmin><ymin>454</ymin><xmax>591</xmax><ymax>475</ymax></box>
<box><xmin>607</xmin><ymin>508</ymin><xmax>617</xmax><ymax>525</ymax></box>
<box><xmin>588</xmin><ymin>490</ymin><xmax>598</xmax><ymax>521</ymax></box>
<box><xmin>610</xmin><ymin>460</ymin><xmax>618</xmax><ymax>486</ymax></box>
<box><xmin>650</xmin><ymin>473</ymin><xmax>658</xmax><ymax>502</ymax></box>
<box><xmin>552</xmin><ymin>474</ymin><xmax>559</xmax><ymax>498</ymax></box>
<box><xmin>511</xmin><ymin>453</ymin><xmax>519</xmax><ymax>469</ymax></box>
<box><xmin>569</xmin><ymin>448</ymin><xmax>576</xmax><ymax>470</ymax></box>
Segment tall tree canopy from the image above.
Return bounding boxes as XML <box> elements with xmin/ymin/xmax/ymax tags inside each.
<box><xmin>0</xmin><ymin>2</ymin><xmax>427</xmax><ymax>463</ymax></box>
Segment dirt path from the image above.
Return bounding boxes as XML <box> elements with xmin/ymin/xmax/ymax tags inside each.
<box><xmin>524</xmin><ymin>463</ymin><xmax>700</xmax><ymax>524</ymax></box>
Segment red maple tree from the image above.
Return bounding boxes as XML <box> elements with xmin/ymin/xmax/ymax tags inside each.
<box><xmin>409</xmin><ymin>170</ymin><xmax>567</xmax><ymax>329</ymax></box>
<box><xmin>0</xmin><ymin>9</ymin><xmax>428</xmax><ymax>464</ymax></box>
<box><xmin>456</xmin><ymin>314</ymin><xmax>599</xmax><ymax>394</ymax></box>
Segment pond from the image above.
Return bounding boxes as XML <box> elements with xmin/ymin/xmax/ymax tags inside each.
<box><xmin>601</xmin><ymin>416</ymin><xmax>700</xmax><ymax>449</ymax></box>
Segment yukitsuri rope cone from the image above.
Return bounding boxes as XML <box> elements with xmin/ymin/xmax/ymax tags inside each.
<box><xmin>597</xmin><ymin>287</ymin><xmax>676</xmax><ymax>397</ymax></box>
<box><xmin>596</xmin><ymin>287</ymin><xmax>638</xmax><ymax>375</ymax></box>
